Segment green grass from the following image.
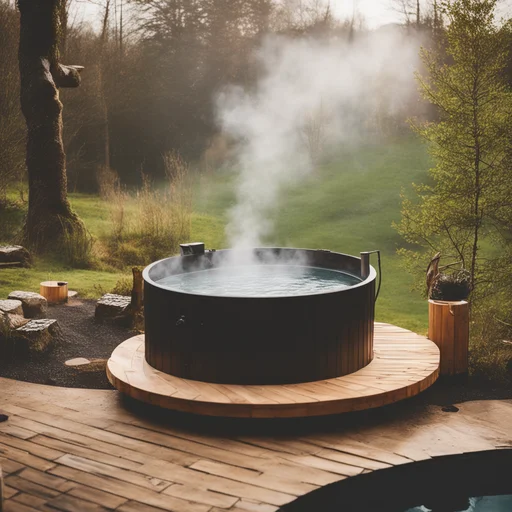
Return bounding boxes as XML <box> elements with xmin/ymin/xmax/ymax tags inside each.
<box><xmin>0</xmin><ymin>197</ymin><xmax>224</xmax><ymax>299</ymax></box>
<box><xmin>0</xmin><ymin>136</ymin><xmax>431</xmax><ymax>332</ymax></box>
<box><xmin>195</xmin><ymin>136</ymin><xmax>431</xmax><ymax>333</ymax></box>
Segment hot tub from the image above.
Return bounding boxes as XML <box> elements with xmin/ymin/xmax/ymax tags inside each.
<box><xmin>143</xmin><ymin>246</ymin><xmax>378</xmax><ymax>385</ymax></box>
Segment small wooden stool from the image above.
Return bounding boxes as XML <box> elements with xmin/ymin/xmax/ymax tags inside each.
<box><xmin>40</xmin><ymin>281</ymin><xmax>69</xmax><ymax>304</ymax></box>
<box><xmin>428</xmin><ymin>299</ymin><xmax>469</xmax><ymax>376</ymax></box>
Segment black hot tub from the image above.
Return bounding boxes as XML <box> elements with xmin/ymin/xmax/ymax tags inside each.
<box><xmin>143</xmin><ymin>246</ymin><xmax>378</xmax><ymax>385</ymax></box>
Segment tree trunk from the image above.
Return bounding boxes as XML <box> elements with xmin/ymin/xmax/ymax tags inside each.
<box><xmin>99</xmin><ymin>0</ymin><xmax>111</xmax><ymax>171</ymax></box>
<box><xmin>129</xmin><ymin>266</ymin><xmax>144</xmax><ymax>331</ymax></box>
<box><xmin>18</xmin><ymin>0</ymin><xmax>85</xmax><ymax>252</ymax></box>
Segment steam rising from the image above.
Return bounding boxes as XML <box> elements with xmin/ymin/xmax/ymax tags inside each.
<box><xmin>216</xmin><ymin>29</ymin><xmax>420</xmax><ymax>250</ymax></box>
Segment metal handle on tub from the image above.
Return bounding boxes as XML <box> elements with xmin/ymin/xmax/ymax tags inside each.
<box><xmin>360</xmin><ymin>250</ymin><xmax>381</xmax><ymax>302</ymax></box>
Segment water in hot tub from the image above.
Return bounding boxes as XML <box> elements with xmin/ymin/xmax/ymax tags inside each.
<box><xmin>156</xmin><ymin>265</ymin><xmax>361</xmax><ymax>297</ymax></box>
<box><xmin>405</xmin><ymin>495</ymin><xmax>512</xmax><ymax>511</ymax></box>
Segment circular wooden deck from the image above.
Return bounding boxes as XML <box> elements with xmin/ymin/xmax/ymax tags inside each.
<box><xmin>107</xmin><ymin>323</ymin><xmax>440</xmax><ymax>418</ymax></box>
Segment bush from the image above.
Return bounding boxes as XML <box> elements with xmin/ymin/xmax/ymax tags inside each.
<box><xmin>469</xmin><ymin>296</ymin><xmax>512</xmax><ymax>383</ymax></box>
<box><xmin>111</xmin><ymin>276</ymin><xmax>132</xmax><ymax>296</ymax></box>
<box><xmin>61</xmin><ymin>221</ymin><xmax>95</xmax><ymax>268</ymax></box>
<box><xmin>102</xmin><ymin>152</ymin><xmax>192</xmax><ymax>267</ymax></box>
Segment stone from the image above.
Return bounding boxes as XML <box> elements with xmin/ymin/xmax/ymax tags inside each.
<box><xmin>68</xmin><ymin>290</ymin><xmax>79</xmax><ymax>299</ymax></box>
<box><xmin>15</xmin><ymin>318</ymin><xmax>61</xmax><ymax>353</ymax></box>
<box><xmin>95</xmin><ymin>293</ymin><xmax>130</xmax><ymax>320</ymax></box>
<box><xmin>0</xmin><ymin>311</ymin><xmax>29</xmax><ymax>331</ymax></box>
<box><xmin>75</xmin><ymin>358</ymin><xmax>107</xmax><ymax>373</ymax></box>
<box><xmin>8</xmin><ymin>291</ymin><xmax>48</xmax><ymax>318</ymax></box>
<box><xmin>0</xmin><ymin>245</ymin><xmax>31</xmax><ymax>267</ymax></box>
<box><xmin>0</xmin><ymin>299</ymin><xmax>23</xmax><ymax>316</ymax></box>
<box><xmin>65</xmin><ymin>357</ymin><xmax>91</xmax><ymax>367</ymax></box>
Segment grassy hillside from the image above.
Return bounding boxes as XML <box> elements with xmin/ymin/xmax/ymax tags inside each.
<box><xmin>195</xmin><ymin>137</ymin><xmax>431</xmax><ymax>333</ymax></box>
<box><xmin>0</xmin><ymin>136</ymin><xmax>431</xmax><ymax>332</ymax></box>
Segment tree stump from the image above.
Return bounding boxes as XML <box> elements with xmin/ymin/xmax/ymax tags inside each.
<box><xmin>428</xmin><ymin>300</ymin><xmax>469</xmax><ymax>376</ymax></box>
<box><xmin>39</xmin><ymin>281</ymin><xmax>68</xmax><ymax>304</ymax></box>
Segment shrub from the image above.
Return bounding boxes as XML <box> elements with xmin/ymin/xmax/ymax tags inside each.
<box><xmin>102</xmin><ymin>152</ymin><xmax>192</xmax><ymax>267</ymax></box>
<box><xmin>61</xmin><ymin>220</ymin><xmax>94</xmax><ymax>268</ymax></box>
<box><xmin>469</xmin><ymin>295</ymin><xmax>512</xmax><ymax>383</ymax></box>
<box><xmin>111</xmin><ymin>276</ymin><xmax>132</xmax><ymax>296</ymax></box>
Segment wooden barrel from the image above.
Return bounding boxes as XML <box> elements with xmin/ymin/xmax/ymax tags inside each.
<box><xmin>428</xmin><ymin>299</ymin><xmax>469</xmax><ymax>376</ymax></box>
<box><xmin>39</xmin><ymin>281</ymin><xmax>68</xmax><ymax>304</ymax></box>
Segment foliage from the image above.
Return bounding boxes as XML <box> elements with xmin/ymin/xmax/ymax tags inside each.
<box><xmin>110</xmin><ymin>276</ymin><xmax>133</xmax><ymax>296</ymax></box>
<box><xmin>430</xmin><ymin>268</ymin><xmax>471</xmax><ymax>301</ymax></box>
<box><xmin>197</xmin><ymin>137</ymin><xmax>433</xmax><ymax>334</ymax></box>
<box><xmin>469</xmin><ymin>292</ymin><xmax>512</xmax><ymax>383</ymax></box>
<box><xmin>60</xmin><ymin>221</ymin><xmax>94</xmax><ymax>268</ymax></box>
<box><xmin>0</xmin><ymin>1</ymin><xmax>25</xmax><ymax>203</ymax></box>
<box><xmin>1</xmin><ymin>138</ymin><xmax>429</xmax><ymax>332</ymax></box>
<box><xmin>0</xmin><ymin>0</ymin><xmax>438</xmax><ymax>196</ymax></box>
<box><xmin>395</xmin><ymin>0</ymin><xmax>512</xmax><ymax>303</ymax></box>
<box><xmin>102</xmin><ymin>152</ymin><xmax>192</xmax><ymax>267</ymax></box>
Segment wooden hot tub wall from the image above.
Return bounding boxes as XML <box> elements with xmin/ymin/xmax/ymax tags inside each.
<box><xmin>143</xmin><ymin>248</ymin><xmax>377</xmax><ymax>385</ymax></box>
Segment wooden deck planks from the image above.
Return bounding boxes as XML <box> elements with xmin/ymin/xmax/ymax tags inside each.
<box><xmin>0</xmin><ymin>325</ymin><xmax>510</xmax><ymax>512</ymax></box>
<box><xmin>0</xmin><ymin>384</ymin><xmax>509</xmax><ymax>511</ymax></box>
<box><xmin>107</xmin><ymin>323</ymin><xmax>441</xmax><ymax>417</ymax></box>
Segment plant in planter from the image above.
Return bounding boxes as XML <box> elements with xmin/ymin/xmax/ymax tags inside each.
<box><xmin>426</xmin><ymin>253</ymin><xmax>472</xmax><ymax>301</ymax></box>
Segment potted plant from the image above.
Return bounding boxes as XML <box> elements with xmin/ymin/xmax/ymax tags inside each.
<box><xmin>426</xmin><ymin>253</ymin><xmax>471</xmax><ymax>377</ymax></box>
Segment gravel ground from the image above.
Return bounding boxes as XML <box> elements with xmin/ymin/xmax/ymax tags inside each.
<box><xmin>0</xmin><ymin>298</ymin><xmax>132</xmax><ymax>389</ymax></box>
<box><xmin>0</xmin><ymin>299</ymin><xmax>510</xmax><ymax>403</ymax></box>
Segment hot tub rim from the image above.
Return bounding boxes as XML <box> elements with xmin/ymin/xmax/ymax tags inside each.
<box><xmin>142</xmin><ymin>247</ymin><xmax>377</xmax><ymax>300</ymax></box>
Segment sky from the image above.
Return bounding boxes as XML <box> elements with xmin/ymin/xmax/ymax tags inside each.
<box><xmin>74</xmin><ymin>0</ymin><xmax>402</xmax><ymax>32</ymax></box>
<box><xmin>332</xmin><ymin>0</ymin><xmax>400</xmax><ymax>28</ymax></box>
<box><xmin>73</xmin><ymin>0</ymin><xmax>512</xmax><ymax>33</ymax></box>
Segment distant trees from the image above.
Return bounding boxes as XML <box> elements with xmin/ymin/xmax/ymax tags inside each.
<box><xmin>396</xmin><ymin>0</ymin><xmax>512</xmax><ymax>301</ymax></box>
<box><xmin>0</xmin><ymin>0</ymin><xmax>441</xmax><ymax>200</ymax></box>
<box><xmin>0</xmin><ymin>2</ymin><xmax>24</xmax><ymax>203</ymax></box>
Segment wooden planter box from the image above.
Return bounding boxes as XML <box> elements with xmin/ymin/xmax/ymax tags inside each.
<box><xmin>428</xmin><ymin>299</ymin><xmax>469</xmax><ymax>376</ymax></box>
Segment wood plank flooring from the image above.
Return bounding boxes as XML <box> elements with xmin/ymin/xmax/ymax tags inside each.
<box><xmin>107</xmin><ymin>323</ymin><xmax>440</xmax><ymax>417</ymax></box>
<box><xmin>1</xmin><ymin>376</ymin><xmax>511</xmax><ymax>510</ymax></box>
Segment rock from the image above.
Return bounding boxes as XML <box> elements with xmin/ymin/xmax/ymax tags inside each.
<box><xmin>65</xmin><ymin>357</ymin><xmax>91</xmax><ymax>367</ymax></box>
<box><xmin>0</xmin><ymin>313</ymin><xmax>30</xmax><ymax>329</ymax></box>
<box><xmin>8</xmin><ymin>291</ymin><xmax>48</xmax><ymax>318</ymax></box>
<box><xmin>441</xmin><ymin>405</ymin><xmax>460</xmax><ymax>413</ymax></box>
<box><xmin>95</xmin><ymin>293</ymin><xmax>130</xmax><ymax>320</ymax></box>
<box><xmin>68</xmin><ymin>290</ymin><xmax>79</xmax><ymax>299</ymax></box>
<box><xmin>0</xmin><ymin>299</ymin><xmax>23</xmax><ymax>316</ymax></box>
<box><xmin>15</xmin><ymin>318</ymin><xmax>61</xmax><ymax>353</ymax></box>
<box><xmin>0</xmin><ymin>312</ymin><xmax>29</xmax><ymax>330</ymax></box>
<box><xmin>75</xmin><ymin>358</ymin><xmax>107</xmax><ymax>373</ymax></box>
<box><xmin>0</xmin><ymin>245</ymin><xmax>31</xmax><ymax>267</ymax></box>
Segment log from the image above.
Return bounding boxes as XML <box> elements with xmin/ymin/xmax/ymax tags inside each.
<box><xmin>428</xmin><ymin>299</ymin><xmax>469</xmax><ymax>376</ymax></box>
<box><xmin>39</xmin><ymin>281</ymin><xmax>68</xmax><ymax>304</ymax></box>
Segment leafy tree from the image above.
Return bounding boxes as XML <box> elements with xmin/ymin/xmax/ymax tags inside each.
<box><xmin>395</xmin><ymin>0</ymin><xmax>512</xmax><ymax>302</ymax></box>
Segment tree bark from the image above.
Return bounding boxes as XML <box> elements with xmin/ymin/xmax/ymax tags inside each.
<box><xmin>18</xmin><ymin>0</ymin><xmax>85</xmax><ymax>251</ymax></box>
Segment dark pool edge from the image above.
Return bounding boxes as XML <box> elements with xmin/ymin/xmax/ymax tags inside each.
<box><xmin>279</xmin><ymin>448</ymin><xmax>512</xmax><ymax>512</ymax></box>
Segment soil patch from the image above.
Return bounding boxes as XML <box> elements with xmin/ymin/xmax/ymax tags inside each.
<box><xmin>0</xmin><ymin>298</ymin><xmax>132</xmax><ymax>389</ymax></box>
